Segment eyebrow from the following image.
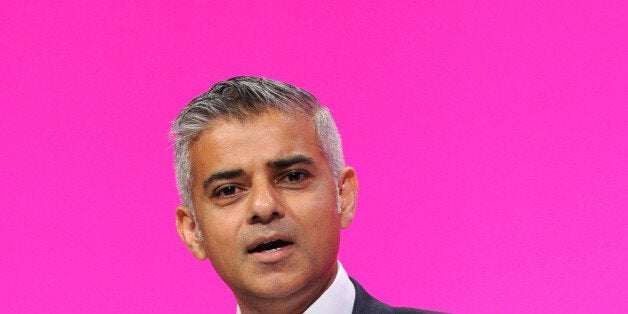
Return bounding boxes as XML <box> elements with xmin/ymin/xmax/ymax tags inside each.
<box><xmin>203</xmin><ymin>169</ymin><xmax>244</xmax><ymax>189</ymax></box>
<box><xmin>267</xmin><ymin>154</ymin><xmax>313</xmax><ymax>169</ymax></box>
<box><xmin>202</xmin><ymin>155</ymin><xmax>313</xmax><ymax>189</ymax></box>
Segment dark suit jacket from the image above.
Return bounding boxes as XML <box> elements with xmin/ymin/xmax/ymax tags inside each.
<box><xmin>350</xmin><ymin>278</ymin><xmax>445</xmax><ymax>314</ymax></box>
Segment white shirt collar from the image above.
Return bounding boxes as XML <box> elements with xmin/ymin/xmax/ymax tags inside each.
<box><xmin>303</xmin><ymin>261</ymin><xmax>355</xmax><ymax>314</ymax></box>
<box><xmin>236</xmin><ymin>261</ymin><xmax>355</xmax><ymax>314</ymax></box>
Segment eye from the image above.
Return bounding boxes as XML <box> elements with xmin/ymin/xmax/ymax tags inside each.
<box><xmin>213</xmin><ymin>185</ymin><xmax>241</xmax><ymax>198</ymax></box>
<box><xmin>280</xmin><ymin>170</ymin><xmax>310</xmax><ymax>183</ymax></box>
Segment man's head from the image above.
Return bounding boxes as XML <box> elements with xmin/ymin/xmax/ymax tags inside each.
<box><xmin>170</xmin><ymin>76</ymin><xmax>358</xmax><ymax>311</ymax></box>
<box><xmin>171</xmin><ymin>76</ymin><xmax>345</xmax><ymax>215</ymax></box>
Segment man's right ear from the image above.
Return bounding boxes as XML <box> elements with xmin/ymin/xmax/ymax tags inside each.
<box><xmin>176</xmin><ymin>205</ymin><xmax>207</xmax><ymax>260</ymax></box>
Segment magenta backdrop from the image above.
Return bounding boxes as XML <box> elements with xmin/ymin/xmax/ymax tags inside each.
<box><xmin>1</xmin><ymin>1</ymin><xmax>625</xmax><ymax>313</ymax></box>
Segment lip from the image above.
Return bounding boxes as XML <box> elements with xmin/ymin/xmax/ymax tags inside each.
<box><xmin>246</xmin><ymin>234</ymin><xmax>295</xmax><ymax>263</ymax></box>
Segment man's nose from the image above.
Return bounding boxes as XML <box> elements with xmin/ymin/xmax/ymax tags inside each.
<box><xmin>247</xmin><ymin>181</ymin><xmax>285</xmax><ymax>224</ymax></box>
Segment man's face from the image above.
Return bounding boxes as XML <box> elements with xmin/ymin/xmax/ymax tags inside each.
<box><xmin>176</xmin><ymin>110</ymin><xmax>357</xmax><ymax>304</ymax></box>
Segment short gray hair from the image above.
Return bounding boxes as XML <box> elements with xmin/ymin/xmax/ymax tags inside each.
<box><xmin>170</xmin><ymin>76</ymin><xmax>345</xmax><ymax>213</ymax></box>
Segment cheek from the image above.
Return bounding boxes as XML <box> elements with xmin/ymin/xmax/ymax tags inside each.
<box><xmin>300</xmin><ymin>200</ymin><xmax>342</xmax><ymax>240</ymax></box>
<box><xmin>297</xmin><ymin>196</ymin><xmax>338</xmax><ymax>225</ymax></box>
<box><xmin>199</xmin><ymin>213</ymin><xmax>242</xmax><ymax>250</ymax></box>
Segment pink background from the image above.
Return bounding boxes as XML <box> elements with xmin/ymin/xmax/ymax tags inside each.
<box><xmin>1</xmin><ymin>1</ymin><xmax>626</xmax><ymax>313</ymax></box>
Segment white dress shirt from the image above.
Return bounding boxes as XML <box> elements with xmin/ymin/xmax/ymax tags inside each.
<box><xmin>236</xmin><ymin>261</ymin><xmax>355</xmax><ymax>314</ymax></box>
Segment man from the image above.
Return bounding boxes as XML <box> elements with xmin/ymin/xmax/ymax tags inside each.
<box><xmin>171</xmin><ymin>76</ymin><xmax>441</xmax><ymax>313</ymax></box>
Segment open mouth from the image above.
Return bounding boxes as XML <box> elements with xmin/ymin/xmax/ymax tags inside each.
<box><xmin>248</xmin><ymin>239</ymin><xmax>293</xmax><ymax>254</ymax></box>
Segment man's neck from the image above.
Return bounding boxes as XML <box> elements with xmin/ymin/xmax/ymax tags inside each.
<box><xmin>236</xmin><ymin>262</ymin><xmax>339</xmax><ymax>314</ymax></box>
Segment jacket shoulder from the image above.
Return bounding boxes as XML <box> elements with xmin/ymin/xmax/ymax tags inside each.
<box><xmin>350</xmin><ymin>277</ymin><xmax>446</xmax><ymax>314</ymax></box>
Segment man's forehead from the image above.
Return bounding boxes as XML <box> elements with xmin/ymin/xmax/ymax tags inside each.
<box><xmin>189</xmin><ymin>110</ymin><xmax>322</xmax><ymax>167</ymax></box>
<box><xmin>197</xmin><ymin>110</ymin><xmax>306</xmax><ymax>140</ymax></box>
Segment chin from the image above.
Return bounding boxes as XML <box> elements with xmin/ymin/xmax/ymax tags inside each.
<box><xmin>241</xmin><ymin>272</ymin><xmax>310</xmax><ymax>299</ymax></box>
